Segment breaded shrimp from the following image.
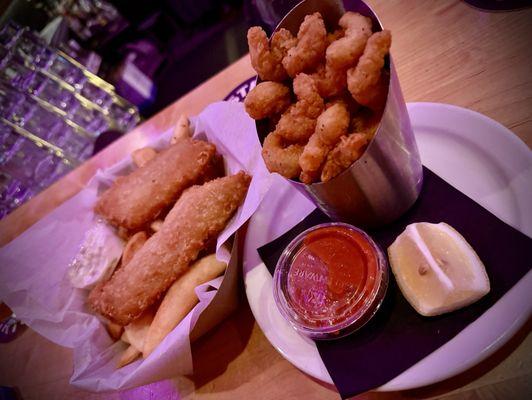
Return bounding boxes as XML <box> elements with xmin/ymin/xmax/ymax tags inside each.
<box><xmin>327</xmin><ymin>29</ymin><xmax>344</xmax><ymax>45</ymax></box>
<box><xmin>282</xmin><ymin>13</ymin><xmax>328</xmax><ymax>77</ymax></box>
<box><xmin>299</xmin><ymin>101</ymin><xmax>350</xmax><ymax>183</ymax></box>
<box><xmin>311</xmin><ymin>63</ymin><xmax>347</xmax><ymax>98</ymax></box>
<box><xmin>89</xmin><ymin>172</ymin><xmax>251</xmax><ymax>325</ymax></box>
<box><xmin>275</xmin><ymin>73</ymin><xmax>324</xmax><ymax>142</ymax></box>
<box><xmin>262</xmin><ymin>131</ymin><xmax>303</xmax><ymax>179</ymax></box>
<box><xmin>247</xmin><ymin>27</ymin><xmax>296</xmax><ymax>81</ymax></box>
<box><xmin>347</xmin><ymin>30</ymin><xmax>391</xmax><ymax>110</ymax></box>
<box><xmin>244</xmin><ymin>81</ymin><xmax>291</xmax><ymax>120</ymax></box>
<box><xmin>326</xmin><ymin>12</ymin><xmax>373</xmax><ymax>70</ymax></box>
<box><xmin>321</xmin><ymin>133</ymin><xmax>369</xmax><ymax>182</ymax></box>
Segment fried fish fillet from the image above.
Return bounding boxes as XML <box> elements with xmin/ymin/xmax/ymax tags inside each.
<box><xmin>95</xmin><ymin>138</ymin><xmax>217</xmax><ymax>230</ymax></box>
<box><xmin>88</xmin><ymin>171</ymin><xmax>251</xmax><ymax>325</ymax></box>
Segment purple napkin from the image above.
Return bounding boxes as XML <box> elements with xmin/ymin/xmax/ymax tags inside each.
<box><xmin>258</xmin><ymin>167</ymin><xmax>531</xmax><ymax>398</ymax></box>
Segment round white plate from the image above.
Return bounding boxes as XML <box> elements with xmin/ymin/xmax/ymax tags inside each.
<box><xmin>242</xmin><ymin>102</ymin><xmax>532</xmax><ymax>391</ymax></box>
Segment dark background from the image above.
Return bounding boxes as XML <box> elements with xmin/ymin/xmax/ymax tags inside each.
<box><xmin>0</xmin><ymin>0</ymin><xmax>298</xmax><ymax>119</ymax></box>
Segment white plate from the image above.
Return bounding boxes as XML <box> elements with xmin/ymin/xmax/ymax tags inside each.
<box><xmin>242</xmin><ymin>102</ymin><xmax>532</xmax><ymax>391</ymax></box>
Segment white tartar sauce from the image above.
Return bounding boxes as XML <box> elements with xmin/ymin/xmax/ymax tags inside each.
<box><xmin>68</xmin><ymin>221</ymin><xmax>124</xmax><ymax>289</ymax></box>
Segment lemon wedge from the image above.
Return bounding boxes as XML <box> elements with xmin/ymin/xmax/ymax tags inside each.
<box><xmin>388</xmin><ymin>222</ymin><xmax>490</xmax><ymax>316</ymax></box>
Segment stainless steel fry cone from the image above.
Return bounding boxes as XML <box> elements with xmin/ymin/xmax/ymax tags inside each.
<box><xmin>257</xmin><ymin>0</ymin><xmax>423</xmax><ymax>228</ymax></box>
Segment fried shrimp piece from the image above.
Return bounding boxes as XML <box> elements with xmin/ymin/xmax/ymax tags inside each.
<box><xmin>274</xmin><ymin>28</ymin><xmax>297</xmax><ymax>56</ymax></box>
<box><xmin>282</xmin><ymin>13</ymin><xmax>327</xmax><ymax>77</ymax></box>
<box><xmin>95</xmin><ymin>139</ymin><xmax>217</xmax><ymax>230</ymax></box>
<box><xmin>351</xmin><ymin>108</ymin><xmax>382</xmax><ymax>138</ymax></box>
<box><xmin>247</xmin><ymin>27</ymin><xmax>295</xmax><ymax>81</ymax></box>
<box><xmin>88</xmin><ymin>172</ymin><xmax>251</xmax><ymax>325</ymax></box>
<box><xmin>327</xmin><ymin>29</ymin><xmax>344</xmax><ymax>45</ymax></box>
<box><xmin>244</xmin><ymin>81</ymin><xmax>291</xmax><ymax>120</ymax></box>
<box><xmin>299</xmin><ymin>102</ymin><xmax>350</xmax><ymax>183</ymax></box>
<box><xmin>275</xmin><ymin>73</ymin><xmax>324</xmax><ymax>142</ymax></box>
<box><xmin>321</xmin><ymin>133</ymin><xmax>370</xmax><ymax>182</ymax></box>
<box><xmin>347</xmin><ymin>30</ymin><xmax>391</xmax><ymax>110</ymax></box>
<box><xmin>326</xmin><ymin>12</ymin><xmax>373</xmax><ymax>70</ymax></box>
<box><xmin>311</xmin><ymin>63</ymin><xmax>347</xmax><ymax>98</ymax></box>
<box><xmin>355</xmin><ymin>71</ymin><xmax>390</xmax><ymax>112</ymax></box>
<box><xmin>262</xmin><ymin>131</ymin><xmax>303</xmax><ymax>179</ymax></box>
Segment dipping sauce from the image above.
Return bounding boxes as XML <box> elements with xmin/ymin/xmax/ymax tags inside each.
<box><xmin>273</xmin><ymin>223</ymin><xmax>388</xmax><ymax>339</ymax></box>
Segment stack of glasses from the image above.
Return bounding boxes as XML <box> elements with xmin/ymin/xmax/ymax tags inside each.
<box><xmin>0</xmin><ymin>22</ymin><xmax>140</xmax><ymax>219</ymax></box>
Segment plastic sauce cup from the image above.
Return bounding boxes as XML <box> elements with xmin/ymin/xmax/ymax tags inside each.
<box><xmin>273</xmin><ymin>223</ymin><xmax>389</xmax><ymax>340</ymax></box>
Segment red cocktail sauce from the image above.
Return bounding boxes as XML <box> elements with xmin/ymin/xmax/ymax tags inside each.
<box><xmin>273</xmin><ymin>223</ymin><xmax>388</xmax><ymax>339</ymax></box>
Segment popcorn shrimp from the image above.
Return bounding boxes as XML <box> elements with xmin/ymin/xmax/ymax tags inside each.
<box><xmin>321</xmin><ymin>133</ymin><xmax>369</xmax><ymax>182</ymax></box>
<box><xmin>262</xmin><ymin>131</ymin><xmax>303</xmax><ymax>179</ymax></box>
<box><xmin>275</xmin><ymin>73</ymin><xmax>324</xmax><ymax>142</ymax></box>
<box><xmin>299</xmin><ymin>101</ymin><xmax>350</xmax><ymax>183</ymax></box>
<box><xmin>347</xmin><ymin>30</ymin><xmax>391</xmax><ymax>110</ymax></box>
<box><xmin>326</xmin><ymin>12</ymin><xmax>373</xmax><ymax>70</ymax></box>
<box><xmin>282</xmin><ymin>13</ymin><xmax>327</xmax><ymax>77</ymax></box>
<box><xmin>248</xmin><ymin>27</ymin><xmax>296</xmax><ymax>81</ymax></box>
<box><xmin>311</xmin><ymin>63</ymin><xmax>347</xmax><ymax>98</ymax></box>
<box><xmin>244</xmin><ymin>81</ymin><xmax>291</xmax><ymax>120</ymax></box>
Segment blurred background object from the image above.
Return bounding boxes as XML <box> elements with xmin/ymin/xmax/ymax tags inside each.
<box><xmin>0</xmin><ymin>20</ymin><xmax>139</xmax><ymax>218</ymax></box>
<box><xmin>0</xmin><ymin>0</ymin><xmax>301</xmax><ymax>218</ymax></box>
<box><xmin>462</xmin><ymin>0</ymin><xmax>532</xmax><ymax>11</ymax></box>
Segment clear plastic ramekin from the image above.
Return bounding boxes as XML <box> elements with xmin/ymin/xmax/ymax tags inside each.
<box><xmin>273</xmin><ymin>222</ymin><xmax>388</xmax><ymax>340</ymax></box>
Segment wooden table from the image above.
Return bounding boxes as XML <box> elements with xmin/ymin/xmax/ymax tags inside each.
<box><xmin>1</xmin><ymin>1</ymin><xmax>531</xmax><ymax>398</ymax></box>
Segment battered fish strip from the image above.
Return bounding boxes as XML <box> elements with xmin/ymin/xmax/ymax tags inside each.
<box><xmin>89</xmin><ymin>172</ymin><xmax>251</xmax><ymax>325</ymax></box>
<box><xmin>347</xmin><ymin>30</ymin><xmax>391</xmax><ymax>111</ymax></box>
<box><xmin>95</xmin><ymin>139</ymin><xmax>217</xmax><ymax>231</ymax></box>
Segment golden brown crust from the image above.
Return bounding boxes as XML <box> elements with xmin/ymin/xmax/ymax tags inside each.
<box><xmin>89</xmin><ymin>172</ymin><xmax>251</xmax><ymax>325</ymax></box>
<box><xmin>95</xmin><ymin>138</ymin><xmax>217</xmax><ymax>230</ymax></box>
<box><xmin>244</xmin><ymin>82</ymin><xmax>291</xmax><ymax>120</ymax></box>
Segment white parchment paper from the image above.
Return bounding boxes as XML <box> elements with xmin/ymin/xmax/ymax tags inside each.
<box><xmin>0</xmin><ymin>101</ymin><xmax>272</xmax><ymax>392</ymax></box>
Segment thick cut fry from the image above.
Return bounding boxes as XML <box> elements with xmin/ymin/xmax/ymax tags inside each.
<box><xmin>88</xmin><ymin>172</ymin><xmax>251</xmax><ymax>325</ymax></box>
<box><xmin>117</xmin><ymin>345</ymin><xmax>141</xmax><ymax>368</ymax></box>
<box><xmin>124</xmin><ymin>306</ymin><xmax>155</xmax><ymax>352</ymax></box>
<box><xmin>132</xmin><ymin>147</ymin><xmax>157</xmax><ymax>168</ymax></box>
<box><xmin>121</xmin><ymin>330</ymin><xmax>130</xmax><ymax>344</ymax></box>
<box><xmin>122</xmin><ymin>231</ymin><xmax>148</xmax><ymax>266</ymax></box>
<box><xmin>95</xmin><ymin>138</ymin><xmax>217</xmax><ymax>230</ymax></box>
<box><xmin>171</xmin><ymin>115</ymin><xmax>191</xmax><ymax>144</ymax></box>
<box><xmin>143</xmin><ymin>254</ymin><xmax>227</xmax><ymax>357</ymax></box>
